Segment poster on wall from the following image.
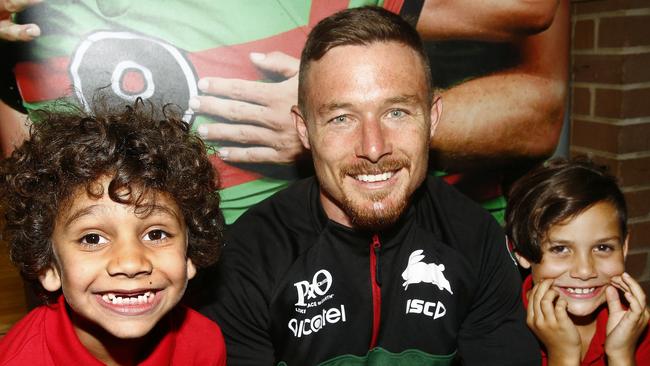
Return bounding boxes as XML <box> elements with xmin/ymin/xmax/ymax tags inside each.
<box><xmin>0</xmin><ymin>0</ymin><xmax>568</xmax><ymax>225</ymax></box>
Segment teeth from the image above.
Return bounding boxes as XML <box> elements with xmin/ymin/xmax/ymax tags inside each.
<box><xmin>101</xmin><ymin>291</ymin><xmax>155</xmax><ymax>305</ymax></box>
<box><xmin>355</xmin><ymin>172</ymin><xmax>393</xmax><ymax>183</ymax></box>
<box><xmin>566</xmin><ymin>287</ymin><xmax>596</xmax><ymax>294</ymax></box>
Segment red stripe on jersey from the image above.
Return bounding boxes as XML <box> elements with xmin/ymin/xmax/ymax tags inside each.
<box><xmin>15</xmin><ymin>57</ymin><xmax>70</xmax><ymax>102</ymax></box>
<box><xmin>209</xmin><ymin>155</ymin><xmax>261</xmax><ymax>189</ymax></box>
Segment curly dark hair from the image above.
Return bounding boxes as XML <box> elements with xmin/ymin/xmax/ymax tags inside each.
<box><xmin>505</xmin><ymin>157</ymin><xmax>627</xmax><ymax>264</ymax></box>
<box><xmin>0</xmin><ymin>100</ymin><xmax>224</xmax><ymax>301</ymax></box>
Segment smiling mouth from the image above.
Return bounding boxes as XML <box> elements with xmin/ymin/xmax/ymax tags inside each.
<box><xmin>557</xmin><ymin>285</ymin><xmax>603</xmax><ymax>299</ymax></box>
<box><xmin>354</xmin><ymin>171</ymin><xmax>395</xmax><ymax>183</ymax></box>
<box><xmin>100</xmin><ymin>291</ymin><xmax>156</xmax><ymax>305</ymax></box>
<box><xmin>564</xmin><ymin>287</ymin><xmax>596</xmax><ymax>295</ymax></box>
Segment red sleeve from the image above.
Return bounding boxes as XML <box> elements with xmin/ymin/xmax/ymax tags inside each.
<box><xmin>635</xmin><ymin>322</ymin><xmax>650</xmax><ymax>365</ymax></box>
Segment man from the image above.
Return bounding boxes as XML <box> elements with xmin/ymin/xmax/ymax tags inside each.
<box><xmin>201</xmin><ymin>7</ymin><xmax>540</xmax><ymax>365</ymax></box>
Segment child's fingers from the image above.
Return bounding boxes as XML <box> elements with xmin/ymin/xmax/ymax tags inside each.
<box><xmin>606</xmin><ymin>285</ymin><xmax>623</xmax><ymax>314</ymax></box>
<box><xmin>554</xmin><ymin>297</ymin><xmax>574</xmax><ymax>330</ymax></box>
<box><xmin>623</xmin><ymin>291</ymin><xmax>645</xmax><ymax>317</ymax></box>
<box><xmin>540</xmin><ymin>287</ymin><xmax>560</xmax><ymax>323</ymax></box>
<box><xmin>622</xmin><ymin>272</ymin><xmax>646</xmax><ymax>308</ymax></box>
<box><xmin>529</xmin><ymin>279</ymin><xmax>554</xmax><ymax>326</ymax></box>
<box><xmin>609</xmin><ymin>276</ymin><xmax>629</xmax><ymax>293</ymax></box>
<box><xmin>611</xmin><ymin>274</ymin><xmax>632</xmax><ymax>294</ymax></box>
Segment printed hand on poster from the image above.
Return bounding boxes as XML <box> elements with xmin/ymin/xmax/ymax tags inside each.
<box><xmin>0</xmin><ymin>0</ymin><xmax>41</xmax><ymax>41</ymax></box>
<box><xmin>189</xmin><ymin>51</ymin><xmax>303</xmax><ymax>164</ymax></box>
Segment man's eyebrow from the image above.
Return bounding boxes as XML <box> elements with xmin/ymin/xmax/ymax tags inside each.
<box><xmin>384</xmin><ymin>94</ymin><xmax>419</xmax><ymax>105</ymax></box>
<box><xmin>317</xmin><ymin>102</ymin><xmax>353</xmax><ymax>115</ymax></box>
<box><xmin>316</xmin><ymin>95</ymin><xmax>420</xmax><ymax>115</ymax></box>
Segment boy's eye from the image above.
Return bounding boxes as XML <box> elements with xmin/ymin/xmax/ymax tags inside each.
<box><xmin>144</xmin><ymin>229</ymin><xmax>169</xmax><ymax>242</ymax></box>
<box><xmin>80</xmin><ymin>233</ymin><xmax>108</xmax><ymax>245</ymax></box>
<box><xmin>548</xmin><ymin>245</ymin><xmax>569</xmax><ymax>254</ymax></box>
<box><xmin>595</xmin><ymin>244</ymin><xmax>614</xmax><ymax>252</ymax></box>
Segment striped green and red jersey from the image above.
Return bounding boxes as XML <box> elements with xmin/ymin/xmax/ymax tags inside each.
<box><xmin>11</xmin><ymin>0</ymin><xmax>413</xmax><ymax>224</ymax></box>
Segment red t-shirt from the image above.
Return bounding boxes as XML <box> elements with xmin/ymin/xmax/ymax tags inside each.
<box><xmin>0</xmin><ymin>295</ymin><xmax>226</xmax><ymax>365</ymax></box>
<box><xmin>522</xmin><ymin>275</ymin><xmax>650</xmax><ymax>365</ymax></box>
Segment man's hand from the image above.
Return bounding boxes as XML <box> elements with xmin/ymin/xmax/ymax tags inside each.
<box><xmin>605</xmin><ymin>272</ymin><xmax>650</xmax><ymax>366</ymax></box>
<box><xmin>0</xmin><ymin>0</ymin><xmax>42</xmax><ymax>41</ymax></box>
<box><xmin>189</xmin><ymin>51</ymin><xmax>304</xmax><ymax>164</ymax></box>
<box><xmin>527</xmin><ymin>279</ymin><xmax>581</xmax><ymax>366</ymax></box>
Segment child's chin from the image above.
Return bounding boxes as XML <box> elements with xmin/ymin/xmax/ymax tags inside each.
<box><xmin>103</xmin><ymin>321</ymin><xmax>158</xmax><ymax>339</ymax></box>
<box><xmin>565</xmin><ymin>299</ymin><xmax>604</xmax><ymax>318</ymax></box>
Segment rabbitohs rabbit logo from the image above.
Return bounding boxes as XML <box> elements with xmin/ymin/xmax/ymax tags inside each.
<box><xmin>402</xmin><ymin>250</ymin><xmax>453</xmax><ymax>294</ymax></box>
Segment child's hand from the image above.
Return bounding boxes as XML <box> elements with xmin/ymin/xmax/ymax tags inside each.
<box><xmin>605</xmin><ymin>272</ymin><xmax>650</xmax><ymax>366</ymax></box>
<box><xmin>527</xmin><ymin>279</ymin><xmax>582</xmax><ymax>366</ymax></box>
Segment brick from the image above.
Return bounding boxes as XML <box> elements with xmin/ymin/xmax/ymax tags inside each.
<box><xmin>625</xmin><ymin>188</ymin><xmax>650</xmax><ymax>218</ymax></box>
<box><xmin>571</xmin><ymin>119</ymin><xmax>618</xmax><ymax>152</ymax></box>
<box><xmin>617</xmin><ymin>156</ymin><xmax>650</xmax><ymax>187</ymax></box>
<box><xmin>623</xmin><ymin>52</ymin><xmax>650</xmax><ymax>84</ymax></box>
<box><xmin>629</xmin><ymin>219</ymin><xmax>650</xmax><ymax>250</ymax></box>
<box><xmin>582</xmin><ymin>155</ymin><xmax>650</xmax><ymax>187</ymax></box>
<box><xmin>626</xmin><ymin>252</ymin><xmax>648</xmax><ymax>278</ymax></box>
<box><xmin>573</xmin><ymin>53</ymin><xmax>650</xmax><ymax>84</ymax></box>
<box><xmin>573</xmin><ymin>19</ymin><xmax>595</xmax><ymax>49</ymax></box>
<box><xmin>619</xmin><ymin>122</ymin><xmax>650</xmax><ymax>154</ymax></box>
<box><xmin>594</xmin><ymin>89</ymin><xmax>622</xmax><ymax>118</ymax></box>
<box><xmin>571</xmin><ymin>87</ymin><xmax>591</xmax><ymax>115</ymax></box>
<box><xmin>573</xmin><ymin>0</ymin><xmax>650</xmax><ymax>14</ymax></box>
<box><xmin>571</xmin><ymin>120</ymin><xmax>650</xmax><ymax>154</ymax></box>
<box><xmin>599</xmin><ymin>15</ymin><xmax>650</xmax><ymax>48</ymax></box>
<box><xmin>595</xmin><ymin>88</ymin><xmax>650</xmax><ymax>119</ymax></box>
<box><xmin>573</xmin><ymin>54</ymin><xmax>623</xmax><ymax>83</ymax></box>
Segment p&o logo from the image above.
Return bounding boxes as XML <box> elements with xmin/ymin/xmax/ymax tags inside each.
<box><xmin>294</xmin><ymin>269</ymin><xmax>333</xmax><ymax>307</ymax></box>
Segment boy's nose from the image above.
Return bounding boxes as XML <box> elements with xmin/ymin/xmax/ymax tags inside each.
<box><xmin>570</xmin><ymin>253</ymin><xmax>597</xmax><ymax>280</ymax></box>
<box><xmin>107</xmin><ymin>240</ymin><xmax>153</xmax><ymax>278</ymax></box>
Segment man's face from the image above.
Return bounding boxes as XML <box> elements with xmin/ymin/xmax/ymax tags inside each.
<box><xmin>293</xmin><ymin>41</ymin><xmax>439</xmax><ymax>229</ymax></box>
<box><xmin>41</xmin><ymin>177</ymin><xmax>195</xmax><ymax>346</ymax></box>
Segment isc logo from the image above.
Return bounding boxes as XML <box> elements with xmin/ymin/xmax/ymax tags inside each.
<box><xmin>405</xmin><ymin>298</ymin><xmax>446</xmax><ymax>319</ymax></box>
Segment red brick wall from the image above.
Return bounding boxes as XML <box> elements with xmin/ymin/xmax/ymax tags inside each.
<box><xmin>570</xmin><ymin>1</ymin><xmax>650</xmax><ymax>292</ymax></box>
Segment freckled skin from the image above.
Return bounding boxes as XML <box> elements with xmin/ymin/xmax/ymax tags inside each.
<box><xmin>293</xmin><ymin>42</ymin><xmax>440</xmax><ymax>229</ymax></box>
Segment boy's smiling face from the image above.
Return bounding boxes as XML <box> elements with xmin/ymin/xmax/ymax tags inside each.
<box><xmin>518</xmin><ymin>201</ymin><xmax>627</xmax><ymax>317</ymax></box>
<box><xmin>40</xmin><ymin>177</ymin><xmax>195</xmax><ymax>342</ymax></box>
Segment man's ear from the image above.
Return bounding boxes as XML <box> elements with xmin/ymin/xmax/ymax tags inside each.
<box><xmin>39</xmin><ymin>263</ymin><xmax>62</xmax><ymax>292</ymax></box>
<box><xmin>292</xmin><ymin>105</ymin><xmax>311</xmax><ymax>150</ymax></box>
<box><xmin>186</xmin><ymin>258</ymin><xmax>197</xmax><ymax>280</ymax></box>
<box><xmin>514</xmin><ymin>252</ymin><xmax>532</xmax><ymax>269</ymax></box>
<box><xmin>429</xmin><ymin>94</ymin><xmax>442</xmax><ymax>139</ymax></box>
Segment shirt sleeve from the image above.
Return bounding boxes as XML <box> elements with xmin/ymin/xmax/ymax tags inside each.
<box><xmin>457</xmin><ymin>219</ymin><xmax>541</xmax><ymax>366</ymax></box>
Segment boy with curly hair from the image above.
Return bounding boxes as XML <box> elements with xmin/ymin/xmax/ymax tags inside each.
<box><xmin>506</xmin><ymin>158</ymin><xmax>650</xmax><ymax>366</ymax></box>
<box><xmin>0</xmin><ymin>101</ymin><xmax>226</xmax><ymax>365</ymax></box>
